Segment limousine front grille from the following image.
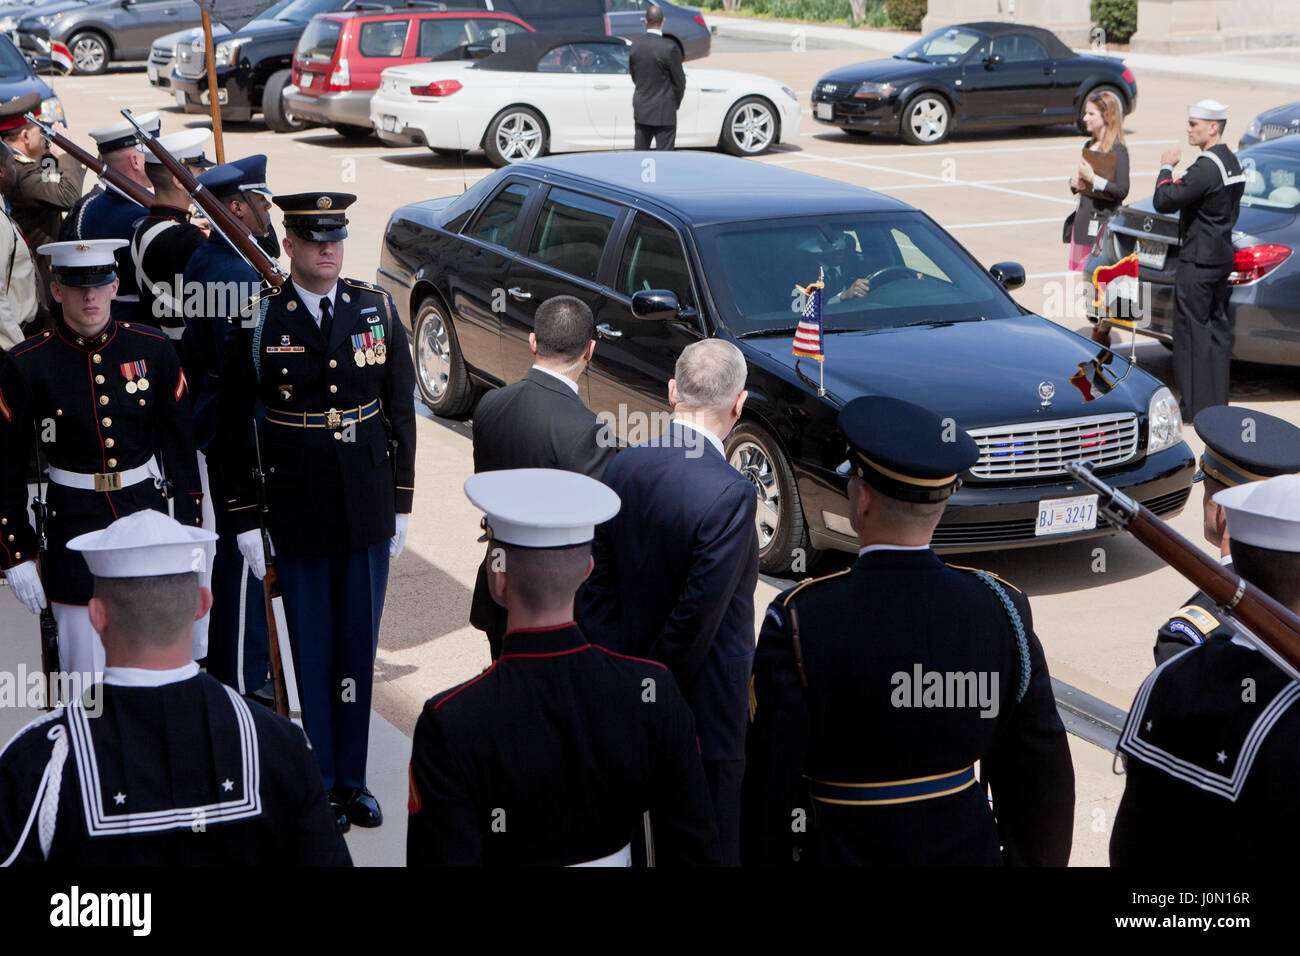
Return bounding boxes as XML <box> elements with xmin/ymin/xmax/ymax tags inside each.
<box><xmin>965</xmin><ymin>413</ymin><xmax>1140</xmax><ymax>479</ymax></box>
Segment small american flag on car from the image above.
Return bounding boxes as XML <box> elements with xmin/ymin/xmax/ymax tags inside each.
<box><xmin>793</xmin><ymin>267</ymin><xmax>825</xmax><ymax>361</ymax></box>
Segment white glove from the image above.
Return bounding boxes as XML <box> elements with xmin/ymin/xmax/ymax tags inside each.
<box><xmin>237</xmin><ymin>530</ymin><xmax>267</xmax><ymax>581</ymax></box>
<box><xmin>5</xmin><ymin>560</ymin><xmax>47</xmax><ymax>615</ymax></box>
<box><xmin>390</xmin><ymin>513</ymin><xmax>409</xmax><ymax>560</ymax></box>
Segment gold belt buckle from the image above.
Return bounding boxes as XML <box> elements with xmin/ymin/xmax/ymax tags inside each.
<box><xmin>94</xmin><ymin>471</ymin><xmax>122</xmax><ymax>493</ymax></box>
<box><xmin>326</xmin><ymin>409</ymin><xmax>342</xmax><ymax>429</ymax></box>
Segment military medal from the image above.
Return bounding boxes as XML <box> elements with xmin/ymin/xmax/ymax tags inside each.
<box><xmin>125</xmin><ymin>381</ymin><xmax>137</xmax><ymax>394</ymax></box>
<box><xmin>369</xmin><ymin>323</ymin><xmax>386</xmax><ymax>365</ymax></box>
<box><xmin>138</xmin><ymin>379</ymin><xmax>149</xmax><ymax>391</ymax></box>
<box><xmin>365</xmin><ymin>347</ymin><xmax>376</xmax><ymax>365</ymax></box>
<box><xmin>374</xmin><ymin>343</ymin><xmax>386</xmax><ymax>364</ymax></box>
<box><xmin>121</xmin><ymin>361</ymin><xmax>146</xmax><ymax>395</ymax></box>
<box><xmin>351</xmin><ymin>332</ymin><xmax>370</xmax><ymax>367</ymax></box>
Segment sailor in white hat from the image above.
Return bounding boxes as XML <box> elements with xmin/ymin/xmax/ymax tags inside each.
<box><xmin>1112</xmin><ymin>473</ymin><xmax>1300</xmax><ymax>867</ymax></box>
<box><xmin>0</xmin><ymin>509</ymin><xmax>350</xmax><ymax>866</ymax></box>
<box><xmin>0</xmin><ymin>237</ymin><xmax>204</xmax><ymax>684</ymax></box>
<box><xmin>63</xmin><ymin>111</ymin><xmax>161</xmax><ymax>319</ymax></box>
<box><xmin>407</xmin><ymin>468</ymin><xmax>721</xmax><ymax>867</ymax></box>
<box><xmin>1153</xmin><ymin>98</ymin><xmax>1246</xmax><ymax>420</ymax></box>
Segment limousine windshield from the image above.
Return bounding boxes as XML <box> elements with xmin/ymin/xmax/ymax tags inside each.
<box><xmin>696</xmin><ymin>212</ymin><xmax>1021</xmax><ymax>336</ymax></box>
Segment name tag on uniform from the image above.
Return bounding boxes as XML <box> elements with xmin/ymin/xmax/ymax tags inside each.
<box><xmin>266</xmin><ymin>346</ymin><xmax>306</xmax><ymax>353</ymax></box>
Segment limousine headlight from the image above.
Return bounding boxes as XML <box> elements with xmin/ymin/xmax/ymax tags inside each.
<box><xmin>1147</xmin><ymin>386</ymin><xmax>1182</xmax><ymax>455</ymax></box>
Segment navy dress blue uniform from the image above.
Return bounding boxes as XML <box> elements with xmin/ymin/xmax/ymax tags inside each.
<box><xmin>741</xmin><ymin>398</ymin><xmax>1075</xmax><ymax>866</ymax></box>
<box><xmin>408</xmin><ymin>469</ymin><xmax>720</xmax><ymax>866</ymax></box>
<box><xmin>580</xmin><ymin>420</ymin><xmax>757</xmax><ymax>865</ymax></box>
<box><xmin>1153</xmin><ymin>101</ymin><xmax>1246</xmax><ymax>419</ymax></box>
<box><xmin>1154</xmin><ymin>405</ymin><xmax>1300</xmax><ymax>665</ymax></box>
<box><xmin>130</xmin><ymin>203</ymin><xmax>207</xmax><ymax>339</ymax></box>
<box><xmin>217</xmin><ymin>192</ymin><xmax>415</xmax><ymax>815</ymax></box>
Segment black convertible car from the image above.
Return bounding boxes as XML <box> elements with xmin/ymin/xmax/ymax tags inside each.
<box><xmin>811</xmin><ymin>21</ymin><xmax>1137</xmax><ymax>145</ymax></box>
<box><xmin>377</xmin><ymin>153</ymin><xmax>1193</xmax><ymax>573</ymax></box>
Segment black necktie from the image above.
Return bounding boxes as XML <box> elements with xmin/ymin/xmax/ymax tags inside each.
<box><xmin>319</xmin><ymin>295</ymin><xmax>333</xmax><ymax>342</ymax></box>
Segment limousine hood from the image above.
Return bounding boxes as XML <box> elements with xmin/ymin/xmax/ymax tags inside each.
<box><xmin>740</xmin><ymin>313</ymin><xmax>1159</xmax><ymax>428</ymax></box>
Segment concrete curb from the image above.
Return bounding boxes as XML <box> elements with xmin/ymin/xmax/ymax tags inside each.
<box><xmin>706</xmin><ymin>13</ymin><xmax>1300</xmax><ymax>88</ymax></box>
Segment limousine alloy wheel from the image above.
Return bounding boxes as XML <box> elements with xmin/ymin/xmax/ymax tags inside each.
<box><xmin>413</xmin><ymin>296</ymin><xmax>474</xmax><ymax>418</ymax></box>
<box><xmin>726</xmin><ymin>420</ymin><xmax>808</xmax><ymax>575</ymax></box>
<box><xmin>900</xmin><ymin>93</ymin><xmax>950</xmax><ymax>146</ymax></box>
<box><xmin>485</xmin><ymin>106</ymin><xmax>547</xmax><ymax>167</ymax></box>
<box><xmin>721</xmin><ymin>97</ymin><xmax>777</xmax><ymax>156</ymax></box>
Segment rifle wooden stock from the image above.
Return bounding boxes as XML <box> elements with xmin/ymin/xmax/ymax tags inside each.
<box><xmin>23</xmin><ymin>113</ymin><xmax>153</xmax><ymax>209</ymax></box>
<box><xmin>117</xmin><ymin>108</ymin><xmax>285</xmax><ymax>288</ymax></box>
<box><xmin>1066</xmin><ymin>462</ymin><xmax>1300</xmax><ymax>672</ymax></box>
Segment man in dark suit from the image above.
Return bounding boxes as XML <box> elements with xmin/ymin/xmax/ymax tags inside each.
<box><xmin>629</xmin><ymin>5</ymin><xmax>686</xmax><ymax>151</ymax></box>
<box><xmin>469</xmin><ymin>295</ymin><xmax>615</xmax><ymax>658</ymax></box>
<box><xmin>581</xmin><ymin>338</ymin><xmax>758</xmax><ymax>866</ymax></box>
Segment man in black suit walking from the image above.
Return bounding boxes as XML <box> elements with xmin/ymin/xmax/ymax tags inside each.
<box><xmin>581</xmin><ymin>339</ymin><xmax>758</xmax><ymax>865</ymax></box>
<box><xmin>469</xmin><ymin>295</ymin><xmax>615</xmax><ymax>658</ymax></box>
<box><xmin>630</xmin><ymin>5</ymin><xmax>686</xmax><ymax>151</ymax></box>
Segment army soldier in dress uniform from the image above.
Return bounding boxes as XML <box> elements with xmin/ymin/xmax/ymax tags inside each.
<box><xmin>0</xmin><ymin>509</ymin><xmax>350</xmax><ymax>866</ymax></box>
<box><xmin>408</xmin><ymin>468</ymin><xmax>720</xmax><ymax>866</ymax></box>
<box><xmin>1154</xmin><ymin>405</ymin><xmax>1300</xmax><ymax>664</ymax></box>
<box><xmin>741</xmin><ymin>396</ymin><xmax>1075</xmax><ymax>866</ymax></box>
<box><xmin>62</xmin><ymin>112</ymin><xmax>160</xmax><ymax>322</ymax></box>
<box><xmin>1112</xmin><ymin>474</ymin><xmax>1300</xmax><ymax>866</ymax></box>
<box><xmin>0</xmin><ymin>93</ymin><xmax>86</xmax><ymax>326</ymax></box>
<box><xmin>1154</xmin><ymin>99</ymin><xmax>1246</xmax><ymax>420</ymax></box>
<box><xmin>129</xmin><ymin>128</ymin><xmax>214</xmax><ymax>338</ymax></box>
<box><xmin>0</xmin><ymin>239</ymin><xmax>202</xmax><ymax>681</ymax></box>
<box><xmin>217</xmin><ymin>191</ymin><xmax>415</xmax><ymax>832</ymax></box>
<box><xmin>184</xmin><ymin>155</ymin><xmax>276</xmax><ymax>698</ymax></box>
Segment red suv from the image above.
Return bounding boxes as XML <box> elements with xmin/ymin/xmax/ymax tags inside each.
<box><xmin>284</xmin><ymin>8</ymin><xmax>534</xmax><ymax>139</ymax></box>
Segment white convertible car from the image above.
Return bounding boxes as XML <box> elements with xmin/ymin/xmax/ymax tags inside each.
<box><xmin>369</xmin><ymin>33</ymin><xmax>801</xmax><ymax>165</ymax></box>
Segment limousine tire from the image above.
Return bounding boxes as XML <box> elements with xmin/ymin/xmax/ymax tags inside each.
<box><xmin>484</xmin><ymin>106</ymin><xmax>548</xmax><ymax>167</ymax></box>
<box><xmin>726</xmin><ymin>419</ymin><xmax>808</xmax><ymax>575</ymax></box>
<box><xmin>720</xmin><ymin>96</ymin><xmax>778</xmax><ymax>156</ymax></box>
<box><xmin>413</xmin><ymin>295</ymin><xmax>474</xmax><ymax>419</ymax></box>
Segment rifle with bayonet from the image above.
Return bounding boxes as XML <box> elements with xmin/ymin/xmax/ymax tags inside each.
<box><xmin>30</xmin><ymin>431</ymin><xmax>59</xmax><ymax>710</ymax></box>
<box><xmin>252</xmin><ymin>421</ymin><xmax>303</xmax><ymax>728</ymax></box>
<box><xmin>22</xmin><ymin>111</ymin><xmax>154</xmax><ymax>209</ymax></box>
<box><xmin>117</xmin><ymin>107</ymin><xmax>286</xmax><ymax>288</ymax></box>
<box><xmin>1066</xmin><ymin>461</ymin><xmax>1300</xmax><ymax>676</ymax></box>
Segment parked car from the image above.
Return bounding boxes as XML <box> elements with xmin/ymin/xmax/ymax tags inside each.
<box><xmin>0</xmin><ymin>28</ymin><xmax>62</xmax><ymax>120</ymax></box>
<box><xmin>599</xmin><ymin>0</ymin><xmax>710</xmax><ymax>60</ymax></box>
<box><xmin>18</xmin><ymin>0</ymin><xmax>204</xmax><ymax>74</ymax></box>
<box><xmin>1239</xmin><ymin>100</ymin><xmax>1300</xmax><ymax>149</ymax></box>
<box><xmin>170</xmin><ymin>0</ymin><xmax>363</xmax><ymax>129</ymax></box>
<box><xmin>811</xmin><ymin>20</ymin><xmax>1137</xmax><ymax>145</ymax></box>
<box><xmin>370</xmin><ymin>33</ymin><xmax>798</xmax><ymax>165</ymax></box>
<box><xmin>1089</xmin><ymin>135</ymin><xmax>1300</xmax><ymax>366</ymax></box>
<box><xmin>146</xmin><ymin>0</ymin><xmax>292</xmax><ymax>88</ymax></box>
<box><xmin>0</xmin><ymin>0</ymin><xmax>58</xmax><ymax>36</ymax></box>
<box><xmin>377</xmin><ymin>153</ymin><xmax>1194</xmax><ymax>572</ymax></box>
<box><xmin>283</xmin><ymin>7</ymin><xmax>532</xmax><ymax>139</ymax></box>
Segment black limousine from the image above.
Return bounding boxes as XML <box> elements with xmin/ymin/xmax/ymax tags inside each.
<box><xmin>377</xmin><ymin>153</ymin><xmax>1193</xmax><ymax>574</ymax></box>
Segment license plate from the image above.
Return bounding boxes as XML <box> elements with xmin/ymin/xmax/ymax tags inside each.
<box><xmin>304</xmin><ymin>73</ymin><xmax>316</xmax><ymax>88</ymax></box>
<box><xmin>1035</xmin><ymin>494</ymin><xmax>1099</xmax><ymax>536</ymax></box>
<box><xmin>147</xmin><ymin>64</ymin><xmax>158</xmax><ymax>82</ymax></box>
<box><xmin>381</xmin><ymin>114</ymin><xmax>399</xmax><ymax>133</ymax></box>
<box><xmin>1134</xmin><ymin>237</ymin><xmax>1167</xmax><ymax>270</ymax></box>
<box><xmin>815</xmin><ymin>101</ymin><xmax>833</xmax><ymax>120</ymax></box>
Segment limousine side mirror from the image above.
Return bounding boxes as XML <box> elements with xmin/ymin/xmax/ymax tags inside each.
<box><xmin>983</xmin><ymin>54</ymin><xmax>1004</xmax><ymax>69</ymax></box>
<box><xmin>631</xmin><ymin>289</ymin><xmax>681</xmax><ymax>320</ymax></box>
<box><xmin>989</xmin><ymin>261</ymin><xmax>1025</xmax><ymax>291</ymax></box>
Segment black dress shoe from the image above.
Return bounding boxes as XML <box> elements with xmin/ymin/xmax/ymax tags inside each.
<box><xmin>330</xmin><ymin>798</ymin><xmax>351</xmax><ymax>834</ymax></box>
<box><xmin>332</xmin><ymin>787</ymin><xmax>382</xmax><ymax>828</ymax></box>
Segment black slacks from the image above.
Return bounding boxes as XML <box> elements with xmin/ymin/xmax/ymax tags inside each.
<box><xmin>1171</xmin><ymin>262</ymin><xmax>1233</xmax><ymax>420</ymax></box>
<box><xmin>635</xmin><ymin>123</ymin><xmax>676</xmax><ymax>150</ymax></box>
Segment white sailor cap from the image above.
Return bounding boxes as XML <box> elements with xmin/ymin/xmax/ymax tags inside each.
<box><xmin>68</xmin><ymin>509</ymin><xmax>217</xmax><ymax>578</ymax></box>
<box><xmin>143</xmin><ymin>128</ymin><xmax>215</xmax><ymax>168</ymax></box>
<box><xmin>464</xmin><ymin>468</ymin><xmax>620</xmax><ymax>548</ymax></box>
<box><xmin>88</xmin><ymin>111</ymin><xmax>160</xmax><ymax>153</ymax></box>
<box><xmin>1188</xmin><ymin>99</ymin><xmax>1229</xmax><ymax>121</ymax></box>
<box><xmin>36</xmin><ymin>238</ymin><xmax>128</xmax><ymax>287</ymax></box>
<box><xmin>1215</xmin><ymin>474</ymin><xmax>1300</xmax><ymax>552</ymax></box>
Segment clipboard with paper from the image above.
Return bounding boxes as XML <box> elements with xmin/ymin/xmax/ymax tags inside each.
<box><xmin>1080</xmin><ymin>147</ymin><xmax>1116</xmax><ymax>200</ymax></box>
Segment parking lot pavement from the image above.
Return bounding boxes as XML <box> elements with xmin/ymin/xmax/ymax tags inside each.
<box><xmin>12</xmin><ymin>46</ymin><xmax>1298</xmax><ymax>865</ymax></box>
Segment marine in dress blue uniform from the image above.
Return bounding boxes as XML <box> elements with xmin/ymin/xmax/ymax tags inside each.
<box><xmin>183</xmin><ymin>155</ymin><xmax>277</xmax><ymax>697</ymax></box>
<box><xmin>741</xmin><ymin>397</ymin><xmax>1075</xmax><ymax>866</ymax></box>
<box><xmin>1154</xmin><ymin>405</ymin><xmax>1300</xmax><ymax>664</ymax></box>
<box><xmin>1153</xmin><ymin>99</ymin><xmax>1246</xmax><ymax>420</ymax></box>
<box><xmin>0</xmin><ymin>510</ymin><xmax>349</xmax><ymax>866</ymax></box>
<box><xmin>65</xmin><ymin>113</ymin><xmax>160</xmax><ymax>323</ymax></box>
<box><xmin>0</xmin><ymin>240</ymin><xmax>202</xmax><ymax>681</ymax></box>
<box><xmin>216</xmin><ymin>192</ymin><xmax>416</xmax><ymax>832</ymax></box>
<box><xmin>1112</xmin><ymin>475</ymin><xmax>1300</xmax><ymax>866</ymax></box>
<box><xmin>408</xmin><ymin>469</ymin><xmax>720</xmax><ymax>867</ymax></box>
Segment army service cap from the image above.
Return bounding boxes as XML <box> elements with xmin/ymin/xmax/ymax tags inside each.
<box><xmin>274</xmin><ymin>191</ymin><xmax>356</xmax><ymax>242</ymax></box>
<box><xmin>1193</xmin><ymin>405</ymin><xmax>1300</xmax><ymax>487</ymax></box>
<box><xmin>200</xmin><ymin>154</ymin><xmax>272</xmax><ymax>199</ymax></box>
<box><xmin>836</xmin><ymin>396</ymin><xmax>979</xmax><ymax>502</ymax></box>
<box><xmin>0</xmin><ymin>93</ymin><xmax>42</xmax><ymax>134</ymax></box>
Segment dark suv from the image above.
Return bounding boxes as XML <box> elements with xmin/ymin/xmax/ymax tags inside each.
<box><xmin>170</xmin><ymin>0</ymin><xmax>361</xmax><ymax>128</ymax></box>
